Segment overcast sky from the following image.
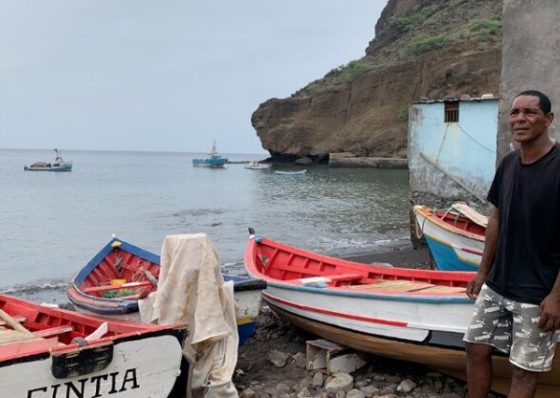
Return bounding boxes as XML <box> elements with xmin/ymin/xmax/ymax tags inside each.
<box><xmin>0</xmin><ymin>1</ymin><xmax>387</xmax><ymax>154</ymax></box>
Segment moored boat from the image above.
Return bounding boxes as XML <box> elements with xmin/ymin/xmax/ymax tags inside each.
<box><xmin>274</xmin><ymin>169</ymin><xmax>306</xmax><ymax>176</ymax></box>
<box><xmin>192</xmin><ymin>141</ymin><xmax>228</xmax><ymax>168</ymax></box>
<box><xmin>0</xmin><ymin>293</ymin><xmax>187</xmax><ymax>398</ymax></box>
<box><xmin>413</xmin><ymin>204</ymin><xmax>486</xmax><ymax>271</ymax></box>
<box><xmin>24</xmin><ymin>149</ymin><xmax>73</xmax><ymax>172</ymax></box>
<box><xmin>243</xmin><ymin>232</ymin><xmax>560</xmax><ymax>397</ymax></box>
<box><xmin>245</xmin><ymin>161</ymin><xmax>270</xmax><ymax>170</ymax></box>
<box><xmin>67</xmin><ymin>237</ymin><xmax>265</xmax><ymax>345</ymax></box>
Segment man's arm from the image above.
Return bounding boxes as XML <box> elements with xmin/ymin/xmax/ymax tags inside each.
<box><xmin>538</xmin><ymin>269</ymin><xmax>560</xmax><ymax>332</ymax></box>
<box><xmin>466</xmin><ymin>207</ymin><xmax>499</xmax><ymax>299</ymax></box>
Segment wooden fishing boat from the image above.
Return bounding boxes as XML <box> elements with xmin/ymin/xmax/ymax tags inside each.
<box><xmin>243</xmin><ymin>232</ymin><xmax>560</xmax><ymax>397</ymax></box>
<box><xmin>0</xmin><ymin>293</ymin><xmax>187</xmax><ymax>398</ymax></box>
<box><xmin>192</xmin><ymin>141</ymin><xmax>228</xmax><ymax>168</ymax></box>
<box><xmin>274</xmin><ymin>169</ymin><xmax>306</xmax><ymax>176</ymax></box>
<box><xmin>67</xmin><ymin>237</ymin><xmax>265</xmax><ymax>345</ymax></box>
<box><xmin>24</xmin><ymin>149</ymin><xmax>73</xmax><ymax>172</ymax></box>
<box><xmin>413</xmin><ymin>204</ymin><xmax>486</xmax><ymax>271</ymax></box>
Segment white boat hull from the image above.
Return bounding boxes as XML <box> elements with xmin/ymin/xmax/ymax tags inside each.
<box><xmin>262</xmin><ymin>283</ymin><xmax>472</xmax><ymax>343</ymax></box>
<box><xmin>414</xmin><ymin>210</ymin><xmax>484</xmax><ymax>271</ymax></box>
<box><xmin>0</xmin><ymin>334</ymin><xmax>183</xmax><ymax>398</ymax></box>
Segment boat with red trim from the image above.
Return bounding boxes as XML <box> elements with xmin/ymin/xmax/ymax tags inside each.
<box><xmin>67</xmin><ymin>237</ymin><xmax>265</xmax><ymax>345</ymax></box>
<box><xmin>413</xmin><ymin>204</ymin><xmax>485</xmax><ymax>271</ymax></box>
<box><xmin>0</xmin><ymin>293</ymin><xmax>187</xmax><ymax>398</ymax></box>
<box><xmin>243</xmin><ymin>231</ymin><xmax>560</xmax><ymax>397</ymax></box>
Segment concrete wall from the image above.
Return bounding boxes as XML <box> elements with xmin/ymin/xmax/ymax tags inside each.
<box><xmin>498</xmin><ymin>0</ymin><xmax>560</xmax><ymax>161</ymax></box>
<box><xmin>408</xmin><ymin>99</ymin><xmax>498</xmax><ymax>205</ymax></box>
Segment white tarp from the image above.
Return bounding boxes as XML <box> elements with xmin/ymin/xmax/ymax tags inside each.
<box><xmin>139</xmin><ymin>233</ymin><xmax>239</xmax><ymax>398</ymax></box>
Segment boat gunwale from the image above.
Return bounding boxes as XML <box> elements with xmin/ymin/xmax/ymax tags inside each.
<box><xmin>0</xmin><ymin>293</ymin><xmax>187</xmax><ymax>363</ymax></box>
<box><xmin>264</xmin><ymin>280</ymin><xmax>472</xmax><ymax>303</ymax></box>
<box><xmin>414</xmin><ymin>205</ymin><xmax>485</xmax><ymax>242</ymax></box>
<box><xmin>245</xmin><ymin>235</ymin><xmax>474</xmax><ymax>285</ymax></box>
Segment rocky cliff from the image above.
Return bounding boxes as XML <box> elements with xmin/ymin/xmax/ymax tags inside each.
<box><xmin>251</xmin><ymin>0</ymin><xmax>503</xmax><ymax>162</ymax></box>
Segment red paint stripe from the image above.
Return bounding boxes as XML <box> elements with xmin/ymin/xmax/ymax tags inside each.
<box><xmin>459</xmin><ymin>247</ymin><xmax>483</xmax><ymax>255</ymax></box>
<box><xmin>263</xmin><ymin>292</ymin><xmax>408</xmax><ymax>328</ymax></box>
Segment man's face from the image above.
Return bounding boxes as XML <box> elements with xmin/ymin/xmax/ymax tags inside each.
<box><xmin>509</xmin><ymin>95</ymin><xmax>553</xmax><ymax>144</ymax></box>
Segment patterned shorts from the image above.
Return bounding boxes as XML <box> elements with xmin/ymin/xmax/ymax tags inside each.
<box><xmin>463</xmin><ymin>284</ymin><xmax>560</xmax><ymax>372</ymax></box>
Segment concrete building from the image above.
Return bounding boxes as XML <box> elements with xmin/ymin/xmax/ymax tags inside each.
<box><xmin>408</xmin><ymin>97</ymin><xmax>498</xmax><ymax>208</ymax></box>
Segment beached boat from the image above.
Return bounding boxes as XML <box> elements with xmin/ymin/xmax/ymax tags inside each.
<box><xmin>245</xmin><ymin>161</ymin><xmax>270</xmax><ymax>170</ymax></box>
<box><xmin>192</xmin><ymin>141</ymin><xmax>228</xmax><ymax>168</ymax></box>
<box><xmin>243</xmin><ymin>232</ymin><xmax>560</xmax><ymax>397</ymax></box>
<box><xmin>274</xmin><ymin>169</ymin><xmax>306</xmax><ymax>176</ymax></box>
<box><xmin>0</xmin><ymin>293</ymin><xmax>187</xmax><ymax>398</ymax></box>
<box><xmin>24</xmin><ymin>149</ymin><xmax>72</xmax><ymax>172</ymax></box>
<box><xmin>413</xmin><ymin>204</ymin><xmax>486</xmax><ymax>271</ymax></box>
<box><xmin>67</xmin><ymin>237</ymin><xmax>265</xmax><ymax>345</ymax></box>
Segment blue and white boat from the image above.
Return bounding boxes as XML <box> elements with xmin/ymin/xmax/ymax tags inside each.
<box><xmin>67</xmin><ymin>237</ymin><xmax>265</xmax><ymax>346</ymax></box>
<box><xmin>24</xmin><ymin>149</ymin><xmax>72</xmax><ymax>172</ymax></box>
<box><xmin>413</xmin><ymin>205</ymin><xmax>486</xmax><ymax>271</ymax></box>
<box><xmin>192</xmin><ymin>141</ymin><xmax>228</xmax><ymax>168</ymax></box>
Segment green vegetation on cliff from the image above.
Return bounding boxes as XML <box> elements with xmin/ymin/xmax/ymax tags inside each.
<box><xmin>297</xmin><ymin>0</ymin><xmax>502</xmax><ymax>97</ymax></box>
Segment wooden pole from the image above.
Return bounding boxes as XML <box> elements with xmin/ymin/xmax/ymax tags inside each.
<box><xmin>0</xmin><ymin>308</ymin><xmax>33</xmax><ymax>335</ymax></box>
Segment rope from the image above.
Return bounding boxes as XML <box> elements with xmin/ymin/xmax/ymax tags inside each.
<box><xmin>457</xmin><ymin>123</ymin><xmax>496</xmax><ymax>153</ymax></box>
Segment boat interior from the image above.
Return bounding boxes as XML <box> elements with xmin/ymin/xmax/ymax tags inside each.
<box><xmin>431</xmin><ymin>208</ymin><xmax>486</xmax><ymax>236</ymax></box>
<box><xmin>253</xmin><ymin>239</ymin><xmax>470</xmax><ymax>294</ymax></box>
<box><xmin>0</xmin><ymin>294</ymin><xmax>132</xmax><ymax>358</ymax></box>
<box><xmin>79</xmin><ymin>247</ymin><xmax>160</xmax><ymax>300</ymax></box>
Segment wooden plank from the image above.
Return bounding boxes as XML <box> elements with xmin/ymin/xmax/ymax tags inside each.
<box><xmin>350</xmin><ymin>281</ymin><xmax>435</xmax><ymax>292</ymax></box>
<box><xmin>0</xmin><ymin>316</ymin><xmax>26</xmax><ymax>327</ymax></box>
<box><xmin>33</xmin><ymin>325</ymin><xmax>74</xmax><ymax>338</ymax></box>
<box><xmin>82</xmin><ymin>280</ymin><xmax>152</xmax><ymax>293</ymax></box>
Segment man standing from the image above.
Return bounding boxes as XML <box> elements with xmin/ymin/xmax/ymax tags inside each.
<box><xmin>464</xmin><ymin>90</ymin><xmax>560</xmax><ymax>398</ymax></box>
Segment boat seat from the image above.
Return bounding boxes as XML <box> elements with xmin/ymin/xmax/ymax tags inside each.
<box><xmin>350</xmin><ymin>280</ymin><xmax>436</xmax><ymax>292</ymax></box>
<box><xmin>0</xmin><ymin>316</ymin><xmax>26</xmax><ymax>327</ymax></box>
<box><xmin>0</xmin><ymin>329</ymin><xmax>41</xmax><ymax>345</ymax></box>
<box><xmin>33</xmin><ymin>325</ymin><xmax>74</xmax><ymax>338</ymax></box>
<box><xmin>326</xmin><ymin>273</ymin><xmax>363</xmax><ymax>282</ymax></box>
<box><xmin>349</xmin><ymin>279</ymin><xmax>467</xmax><ymax>294</ymax></box>
<box><xmin>416</xmin><ymin>285</ymin><xmax>466</xmax><ymax>293</ymax></box>
<box><xmin>82</xmin><ymin>280</ymin><xmax>153</xmax><ymax>293</ymax></box>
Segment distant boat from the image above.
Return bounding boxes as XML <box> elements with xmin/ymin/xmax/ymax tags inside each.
<box><xmin>67</xmin><ymin>237</ymin><xmax>265</xmax><ymax>346</ymax></box>
<box><xmin>245</xmin><ymin>161</ymin><xmax>270</xmax><ymax>170</ymax></box>
<box><xmin>413</xmin><ymin>204</ymin><xmax>486</xmax><ymax>271</ymax></box>
<box><xmin>192</xmin><ymin>141</ymin><xmax>228</xmax><ymax>168</ymax></box>
<box><xmin>24</xmin><ymin>149</ymin><xmax>72</xmax><ymax>172</ymax></box>
<box><xmin>275</xmin><ymin>169</ymin><xmax>307</xmax><ymax>176</ymax></box>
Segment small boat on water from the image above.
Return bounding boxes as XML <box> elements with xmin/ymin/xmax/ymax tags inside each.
<box><xmin>245</xmin><ymin>161</ymin><xmax>270</xmax><ymax>170</ymax></box>
<box><xmin>274</xmin><ymin>169</ymin><xmax>306</xmax><ymax>176</ymax></box>
<box><xmin>0</xmin><ymin>293</ymin><xmax>187</xmax><ymax>398</ymax></box>
<box><xmin>24</xmin><ymin>149</ymin><xmax>72</xmax><ymax>172</ymax></box>
<box><xmin>243</xmin><ymin>232</ymin><xmax>560</xmax><ymax>396</ymax></box>
<box><xmin>67</xmin><ymin>237</ymin><xmax>265</xmax><ymax>345</ymax></box>
<box><xmin>413</xmin><ymin>204</ymin><xmax>486</xmax><ymax>271</ymax></box>
<box><xmin>192</xmin><ymin>141</ymin><xmax>228</xmax><ymax>168</ymax></box>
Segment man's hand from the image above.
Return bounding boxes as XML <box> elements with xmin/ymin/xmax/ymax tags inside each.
<box><xmin>539</xmin><ymin>293</ymin><xmax>560</xmax><ymax>332</ymax></box>
<box><xmin>466</xmin><ymin>272</ymin><xmax>486</xmax><ymax>300</ymax></box>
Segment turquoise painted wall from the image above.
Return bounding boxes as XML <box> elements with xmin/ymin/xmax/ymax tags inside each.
<box><xmin>408</xmin><ymin>99</ymin><xmax>498</xmax><ymax>201</ymax></box>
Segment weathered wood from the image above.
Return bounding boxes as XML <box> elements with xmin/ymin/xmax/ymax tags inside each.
<box><xmin>0</xmin><ymin>309</ymin><xmax>33</xmax><ymax>335</ymax></box>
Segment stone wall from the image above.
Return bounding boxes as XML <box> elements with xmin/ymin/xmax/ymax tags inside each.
<box><xmin>498</xmin><ymin>0</ymin><xmax>560</xmax><ymax>162</ymax></box>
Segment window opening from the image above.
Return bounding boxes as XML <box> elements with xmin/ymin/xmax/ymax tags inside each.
<box><xmin>445</xmin><ymin>102</ymin><xmax>459</xmax><ymax>123</ymax></box>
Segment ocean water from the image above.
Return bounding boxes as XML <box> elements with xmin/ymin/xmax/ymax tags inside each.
<box><xmin>0</xmin><ymin>149</ymin><xmax>410</xmax><ymax>293</ymax></box>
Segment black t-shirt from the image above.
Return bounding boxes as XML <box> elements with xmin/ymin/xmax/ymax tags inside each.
<box><xmin>486</xmin><ymin>142</ymin><xmax>560</xmax><ymax>305</ymax></box>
